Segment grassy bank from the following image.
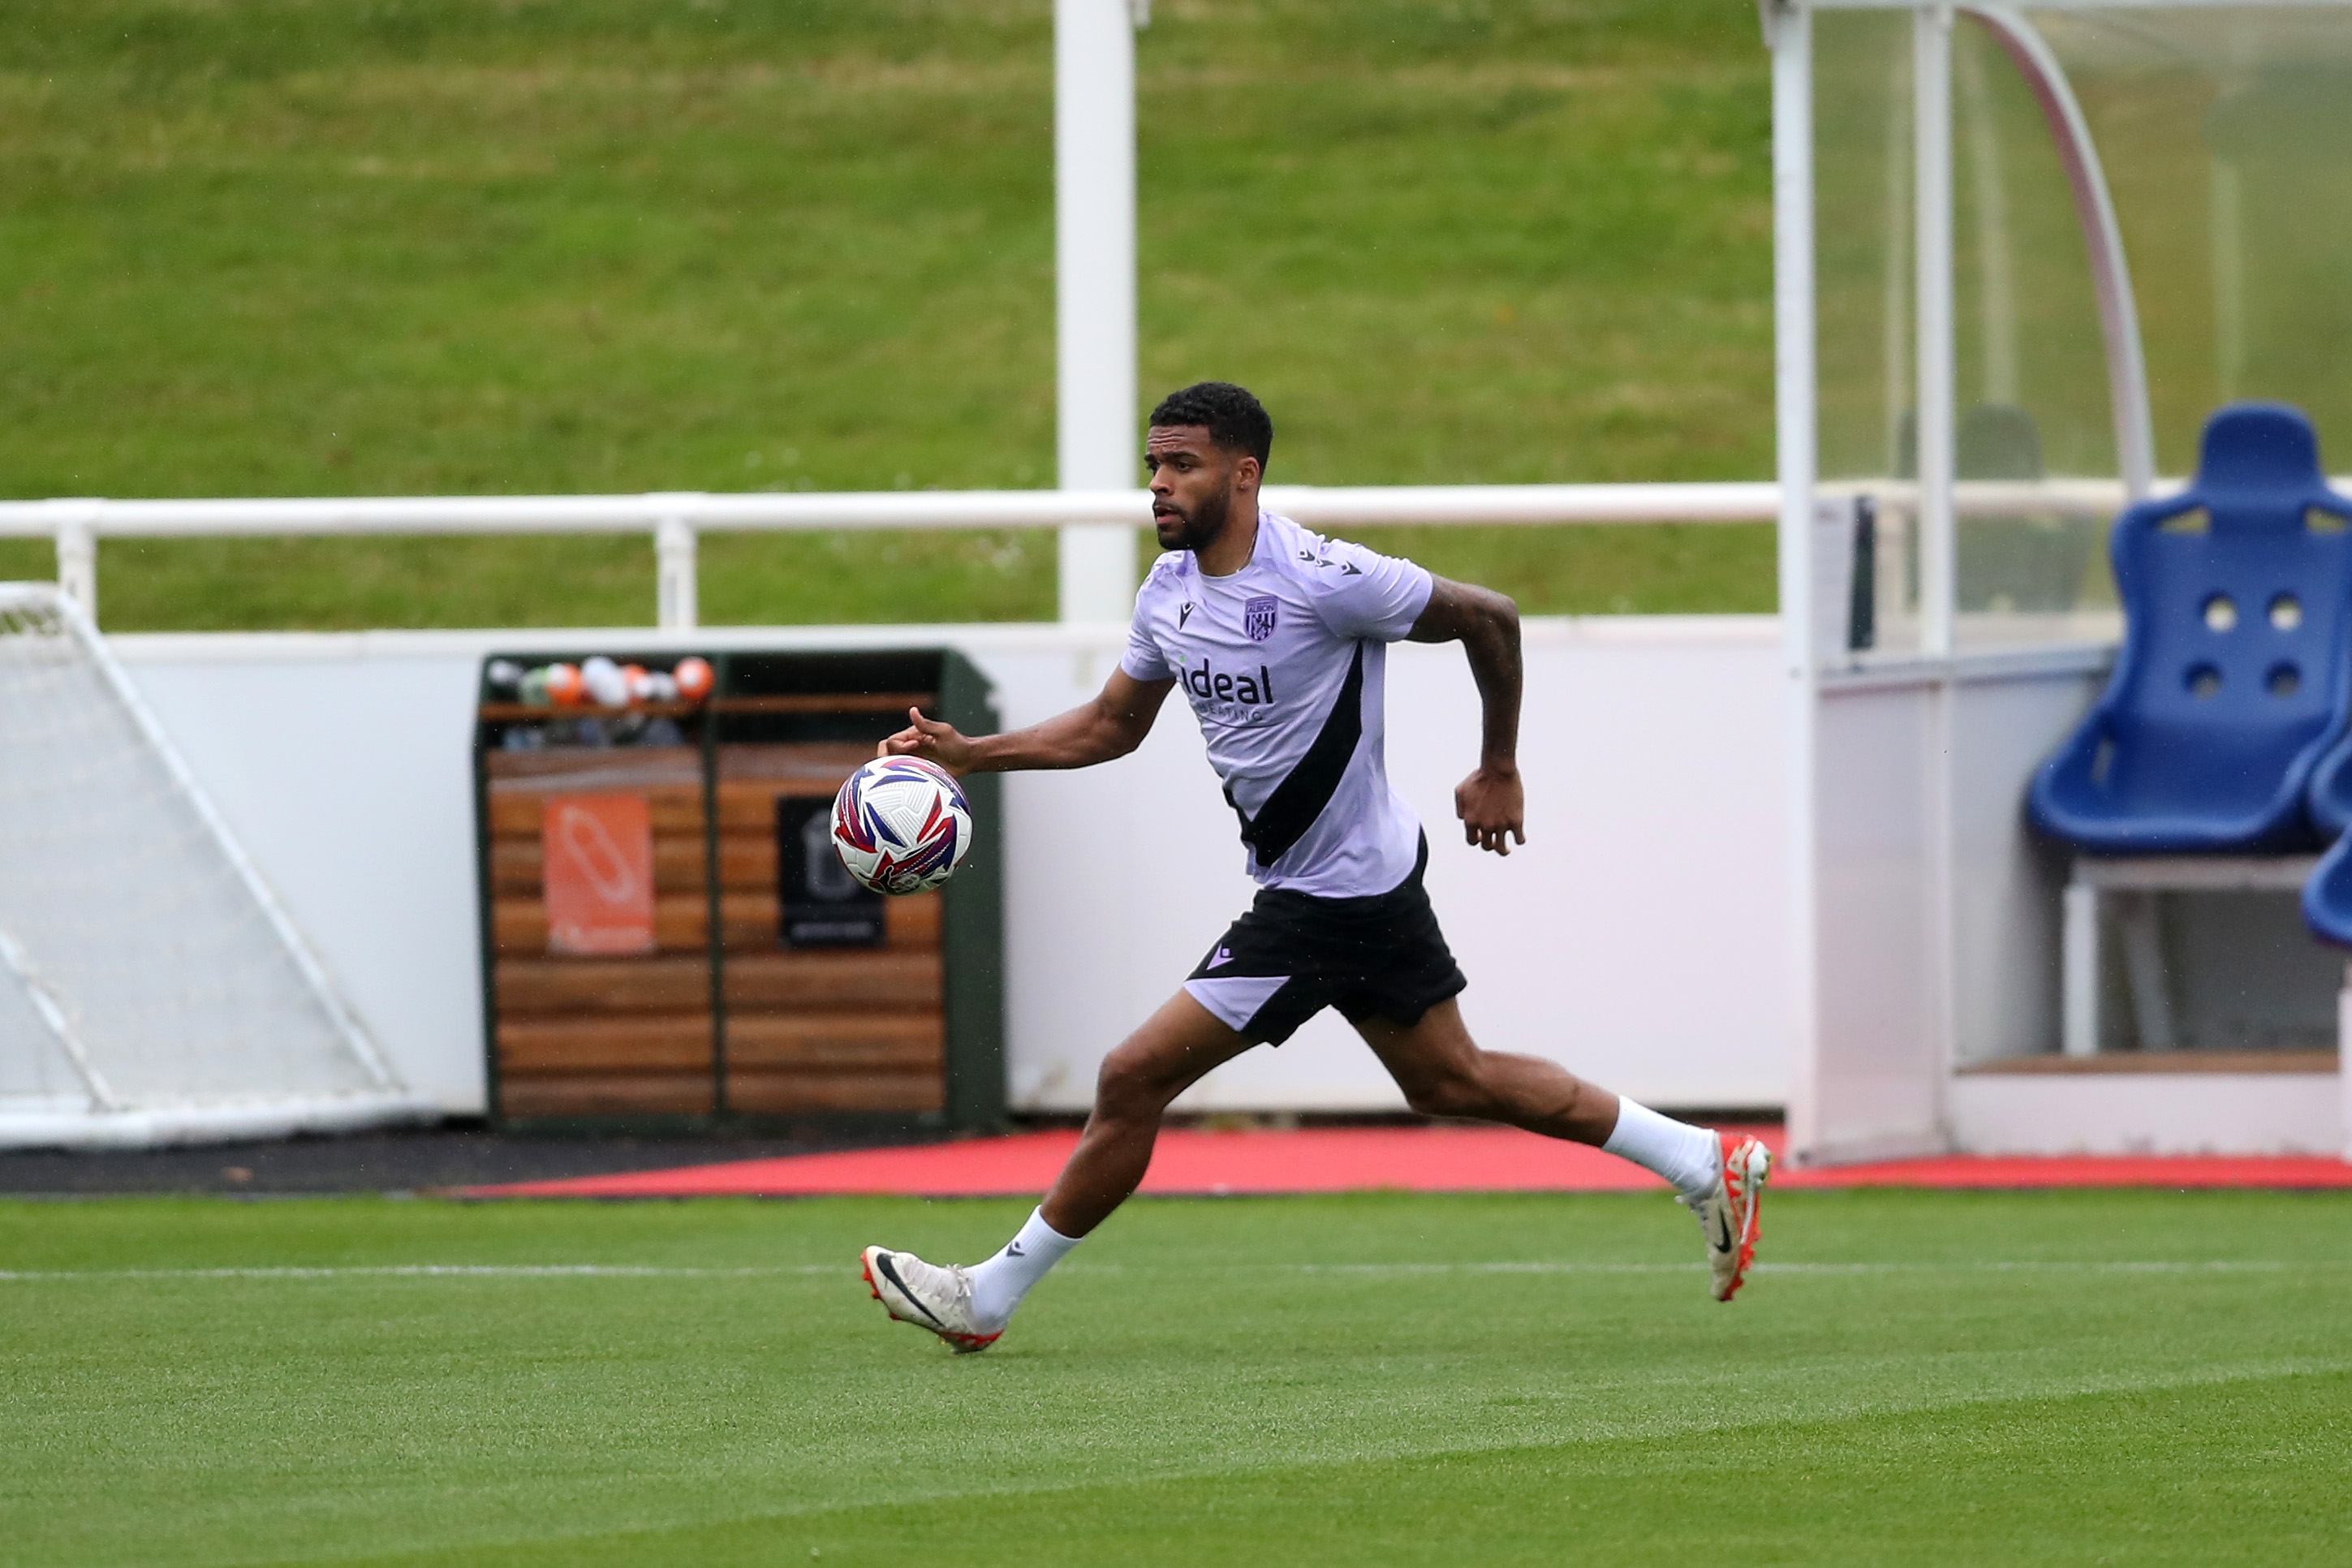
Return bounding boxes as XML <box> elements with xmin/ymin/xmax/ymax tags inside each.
<box><xmin>0</xmin><ymin>1</ymin><xmax>1773</xmax><ymax>628</ymax></box>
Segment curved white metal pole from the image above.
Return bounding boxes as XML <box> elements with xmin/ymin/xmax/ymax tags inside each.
<box><xmin>1964</xmin><ymin>4</ymin><xmax>2156</xmax><ymax>498</ymax></box>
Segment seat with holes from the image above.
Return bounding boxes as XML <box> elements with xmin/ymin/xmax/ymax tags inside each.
<box><xmin>2028</xmin><ymin>403</ymin><xmax>2352</xmax><ymax>853</ymax></box>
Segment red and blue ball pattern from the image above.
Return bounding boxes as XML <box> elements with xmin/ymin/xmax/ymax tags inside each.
<box><xmin>830</xmin><ymin>756</ymin><xmax>974</xmax><ymax>894</ymax></box>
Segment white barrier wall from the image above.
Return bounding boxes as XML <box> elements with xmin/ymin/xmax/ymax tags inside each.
<box><xmin>1802</xmin><ymin>653</ymin><xmax>2108</xmax><ymax>1161</ymax></box>
<box><xmin>113</xmin><ymin>615</ymin><xmax>1790</xmax><ymax>1118</ymax></box>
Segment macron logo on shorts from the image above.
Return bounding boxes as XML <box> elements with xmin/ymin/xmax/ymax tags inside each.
<box><xmin>1206</xmin><ymin>946</ymin><xmax>1234</xmax><ymax>969</ymax></box>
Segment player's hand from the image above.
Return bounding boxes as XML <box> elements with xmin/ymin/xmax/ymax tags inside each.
<box><xmin>878</xmin><ymin>708</ymin><xmax>977</xmax><ymax>775</ymax></box>
<box><xmin>1454</xmin><ymin>764</ymin><xmax>1525</xmax><ymax>855</ymax></box>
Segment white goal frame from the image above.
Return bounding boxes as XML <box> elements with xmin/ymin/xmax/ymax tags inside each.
<box><xmin>0</xmin><ymin>582</ymin><xmax>433</xmax><ymax>1148</ymax></box>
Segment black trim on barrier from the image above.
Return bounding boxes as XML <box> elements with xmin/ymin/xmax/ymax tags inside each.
<box><xmin>703</xmin><ymin>656</ymin><xmax>729</xmax><ymax>1117</ymax></box>
<box><xmin>1226</xmin><ymin>641</ymin><xmax>1365</xmax><ymax>869</ymax></box>
<box><xmin>469</xmin><ymin>708</ymin><xmax>503</xmax><ymax>1122</ymax></box>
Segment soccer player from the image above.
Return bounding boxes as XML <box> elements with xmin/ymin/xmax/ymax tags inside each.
<box><xmin>861</xmin><ymin>381</ymin><xmax>1768</xmax><ymax>1352</ymax></box>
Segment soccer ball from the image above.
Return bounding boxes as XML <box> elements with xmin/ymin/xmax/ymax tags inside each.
<box><xmin>673</xmin><ymin>656</ymin><xmax>714</xmax><ymax>702</ymax></box>
<box><xmin>830</xmin><ymin>756</ymin><xmax>974</xmax><ymax>895</ymax></box>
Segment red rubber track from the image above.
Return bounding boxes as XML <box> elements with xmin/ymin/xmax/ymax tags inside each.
<box><xmin>459</xmin><ymin>1126</ymin><xmax>2352</xmax><ymax>1199</ymax></box>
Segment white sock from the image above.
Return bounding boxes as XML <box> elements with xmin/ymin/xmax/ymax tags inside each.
<box><xmin>967</xmin><ymin>1208</ymin><xmax>1082</xmax><ymax>1329</ymax></box>
<box><xmin>1601</xmin><ymin>1098</ymin><xmax>1722</xmax><ymax>1206</ymax></box>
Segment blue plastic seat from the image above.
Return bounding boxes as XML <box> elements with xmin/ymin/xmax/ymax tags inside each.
<box><xmin>2028</xmin><ymin>403</ymin><xmax>2352</xmax><ymax>854</ymax></box>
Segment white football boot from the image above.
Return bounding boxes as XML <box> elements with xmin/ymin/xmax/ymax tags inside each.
<box><xmin>1688</xmin><ymin>1133</ymin><xmax>1772</xmax><ymax>1302</ymax></box>
<box><xmin>860</xmin><ymin>1245</ymin><xmax>1002</xmax><ymax>1353</ymax></box>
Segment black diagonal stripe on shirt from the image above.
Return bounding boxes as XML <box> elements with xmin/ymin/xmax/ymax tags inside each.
<box><xmin>1225</xmin><ymin>641</ymin><xmax>1366</xmax><ymax>869</ymax></box>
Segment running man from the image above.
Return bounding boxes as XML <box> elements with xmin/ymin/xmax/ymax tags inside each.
<box><xmin>862</xmin><ymin>381</ymin><xmax>1768</xmax><ymax>1352</ymax></box>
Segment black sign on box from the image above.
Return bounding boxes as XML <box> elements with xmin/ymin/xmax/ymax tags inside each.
<box><xmin>777</xmin><ymin>797</ymin><xmax>886</xmax><ymax>947</ymax></box>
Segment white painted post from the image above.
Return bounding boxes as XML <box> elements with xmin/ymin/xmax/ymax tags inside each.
<box><xmin>1915</xmin><ymin>6</ymin><xmax>1960</xmax><ymax>1135</ymax></box>
<box><xmin>2062</xmin><ymin>877</ymin><xmax>2099</xmax><ymax>1056</ymax></box>
<box><xmin>1768</xmin><ymin>0</ymin><xmax>1824</xmax><ymax>1161</ymax></box>
<box><xmin>54</xmin><ymin>510</ymin><xmax>97</xmax><ymax>623</ymax></box>
<box><xmin>1054</xmin><ymin>0</ymin><xmax>1139</xmax><ymax>623</ymax></box>
<box><xmin>655</xmin><ymin>516</ymin><xmax>698</xmax><ymax>631</ymax></box>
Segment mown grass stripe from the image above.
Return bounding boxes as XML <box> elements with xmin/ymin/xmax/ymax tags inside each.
<box><xmin>2</xmin><ymin>1256</ymin><xmax>2339</xmax><ymax>1282</ymax></box>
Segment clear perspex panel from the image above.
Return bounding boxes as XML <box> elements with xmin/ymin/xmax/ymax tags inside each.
<box><xmin>1815</xmin><ymin>5</ymin><xmax>2352</xmax><ymax>654</ymax></box>
<box><xmin>2044</xmin><ymin>6</ymin><xmax>2352</xmax><ymax>459</ymax></box>
<box><xmin>1815</xmin><ymin>9</ymin><xmax>1921</xmax><ymax>652</ymax></box>
<box><xmin>1949</xmin><ymin>11</ymin><xmax>2123</xmax><ymax>648</ymax></box>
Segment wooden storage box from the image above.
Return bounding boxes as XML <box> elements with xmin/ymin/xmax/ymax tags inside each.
<box><xmin>472</xmin><ymin>648</ymin><xmax>1002</xmax><ymax>1132</ymax></box>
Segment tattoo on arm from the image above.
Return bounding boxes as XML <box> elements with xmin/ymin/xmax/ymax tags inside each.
<box><xmin>1408</xmin><ymin>576</ymin><xmax>1522</xmax><ymax>769</ymax></box>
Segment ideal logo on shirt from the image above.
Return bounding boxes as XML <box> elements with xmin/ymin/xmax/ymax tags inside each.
<box><xmin>1183</xmin><ymin>659</ymin><xmax>1277</xmax><ymax>705</ymax></box>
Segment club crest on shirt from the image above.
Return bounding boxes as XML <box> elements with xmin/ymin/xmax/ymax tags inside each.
<box><xmin>1243</xmin><ymin>595</ymin><xmax>1278</xmax><ymax>643</ymax></box>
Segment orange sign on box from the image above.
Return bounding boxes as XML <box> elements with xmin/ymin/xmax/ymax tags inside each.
<box><xmin>541</xmin><ymin>793</ymin><xmax>656</xmax><ymax>955</ymax></box>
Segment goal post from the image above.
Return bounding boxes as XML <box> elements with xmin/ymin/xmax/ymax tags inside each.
<box><xmin>0</xmin><ymin>583</ymin><xmax>433</xmax><ymax>1148</ymax></box>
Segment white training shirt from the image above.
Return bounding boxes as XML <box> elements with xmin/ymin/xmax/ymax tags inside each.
<box><xmin>1121</xmin><ymin>510</ymin><xmax>1436</xmax><ymax>899</ymax></box>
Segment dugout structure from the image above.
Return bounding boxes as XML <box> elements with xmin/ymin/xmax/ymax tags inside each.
<box><xmin>475</xmin><ymin>648</ymin><xmax>1004</xmax><ymax>1133</ymax></box>
<box><xmin>1770</xmin><ymin>0</ymin><xmax>2352</xmax><ymax>1158</ymax></box>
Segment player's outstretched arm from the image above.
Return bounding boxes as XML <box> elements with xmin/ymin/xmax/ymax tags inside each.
<box><xmin>1408</xmin><ymin>575</ymin><xmax>1525</xmax><ymax>855</ymax></box>
<box><xmin>877</xmin><ymin>669</ymin><xmax>1175</xmax><ymax>777</ymax></box>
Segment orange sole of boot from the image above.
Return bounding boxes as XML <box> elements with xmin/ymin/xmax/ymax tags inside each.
<box><xmin>1715</xmin><ymin>1140</ymin><xmax>1769</xmax><ymax>1302</ymax></box>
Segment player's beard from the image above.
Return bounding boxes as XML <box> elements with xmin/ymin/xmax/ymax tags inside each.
<box><xmin>1156</xmin><ymin>488</ymin><xmax>1230</xmax><ymax>554</ymax></box>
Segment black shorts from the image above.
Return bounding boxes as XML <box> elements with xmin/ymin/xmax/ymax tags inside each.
<box><xmin>1182</xmin><ymin>835</ymin><xmax>1467</xmax><ymax>1045</ymax></box>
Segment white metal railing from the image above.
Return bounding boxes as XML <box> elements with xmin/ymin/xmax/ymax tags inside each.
<box><xmin>0</xmin><ymin>475</ymin><xmax>2287</xmax><ymax>629</ymax></box>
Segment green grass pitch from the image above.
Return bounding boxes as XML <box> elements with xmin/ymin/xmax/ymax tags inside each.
<box><xmin>5</xmin><ymin>1190</ymin><xmax>2348</xmax><ymax>1565</ymax></box>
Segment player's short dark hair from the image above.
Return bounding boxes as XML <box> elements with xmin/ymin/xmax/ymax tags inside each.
<box><xmin>1149</xmin><ymin>381</ymin><xmax>1273</xmax><ymax>469</ymax></box>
